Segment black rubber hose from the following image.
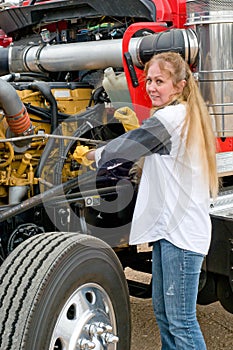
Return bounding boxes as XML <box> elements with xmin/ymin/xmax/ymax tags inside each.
<box><xmin>34</xmin><ymin>103</ymin><xmax>105</xmax><ymax>180</ymax></box>
<box><xmin>0</xmin><ymin>48</ymin><xmax>9</xmax><ymax>76</ymax></box>
<box><xmin>138</xmin><ymin>29</ymin><xmax>187</xmax><ymax>65</ymax></box>
<box><xmin>53</xmin><ymin>103</ymin><xmax>105</xmax><ymax>185</ymax></box>
<box><xmin>28</xmin><ymin>82</ymin><xmax>61</xmax><ymax>182</ymax></box>
<box><xmin>28</xmin><ymin>82</ymin><xmax>58</xmax><ymax>133</ymax></box>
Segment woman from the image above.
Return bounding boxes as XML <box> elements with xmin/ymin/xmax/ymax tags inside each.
<box><xmin>73</xmin><ymin>52</ymin><xmax>218</xmax><ymax>349</ymax></box>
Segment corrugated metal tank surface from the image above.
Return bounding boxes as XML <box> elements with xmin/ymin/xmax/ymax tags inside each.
<box><xmin>186</xmin><ymin>0</ymin><xmax>233</xmax><ymax>137</ymax></box>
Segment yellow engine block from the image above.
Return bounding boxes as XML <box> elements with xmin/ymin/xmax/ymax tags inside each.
<box><xmin>0</xmin><ymin>82</ymin><xmax>95</xmax><ymax>204</ymax></box>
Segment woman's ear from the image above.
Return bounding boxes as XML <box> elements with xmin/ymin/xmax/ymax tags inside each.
<box><xmin>177</xmin><ymin>79</ymin><xmax>187</xmax><ymax>92</ymax></box>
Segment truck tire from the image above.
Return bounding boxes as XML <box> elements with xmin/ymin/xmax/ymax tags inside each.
<box><xmin>0</xmin><ymin>232</ymin><xmax>131</xmax><ymax>350</ymax></box>
<box><xmin>217</xmin><ymin>275</ymin><xmax>233</xmax><ymax>314</ymax></box>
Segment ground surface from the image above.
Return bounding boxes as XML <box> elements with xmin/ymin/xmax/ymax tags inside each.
<box><xmin>127</xmin><ymin>268</ymin><xmax>233</xmax><ymax>350</ymax></box>
<box><xmin>130</xmin><ymin>298</ymin><xmax>233</xmax><ymax>349</ymax></box>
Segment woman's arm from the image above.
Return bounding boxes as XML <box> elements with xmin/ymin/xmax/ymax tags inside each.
<box><xmin>97</xmin><ymin>115</ymin><xmax>172</xmax><ymax>167</ymax></box>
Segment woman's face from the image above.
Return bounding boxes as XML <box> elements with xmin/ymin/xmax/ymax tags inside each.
<box><xmin>146</xmin><ymin>61</ymin><xmax>184</xmax><ymax>107</ymax></box>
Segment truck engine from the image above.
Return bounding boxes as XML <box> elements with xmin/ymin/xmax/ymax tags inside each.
<box><xmin>0</xmin><ymin>0</ymin><xmax>200</xmax><ymax>255</ymax></box>
<box><xmin>0</xmin><ymin>0</ymin><xmax>232</xmax><ymax>349</ymax></box>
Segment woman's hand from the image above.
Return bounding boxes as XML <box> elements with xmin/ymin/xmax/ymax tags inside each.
<box><xmin>114</xmin><ymin>106</ymin><xmax>140</xmax><ymax>132</ymax></box>
<box><xmin>73</xmin><ymin>145</ymin><xmax>95</xmax><ymax>166</ymax></box>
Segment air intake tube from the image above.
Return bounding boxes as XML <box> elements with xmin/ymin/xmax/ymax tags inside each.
<box><xmin>0</xmin><ymin>28</ymin><xmax>198</xmax><ymax>75</ymax></box>
<box><xmin>133</xmin><ymin>28</ymin><xmax>198</xmax><ymax>67</ymax></box>
<box><xmin>0</xmin><ymin>79</ymin><xmax>33</xmax><ymax>147</ymax></box>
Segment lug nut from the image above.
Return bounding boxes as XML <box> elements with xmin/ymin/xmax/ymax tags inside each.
<box><xmin>78</xmin><ymin>338</ymin><xmax>96</xmax><ymax>349</ymax></box>
<box><xmin>85</xmin><ymin>323</ymin><xmax>104</xmax><ymax>336</ymax></box>
<box><xmin>102</xmin><ymin>332</ymin><xmax>119</xmax><ymax>344</ymax></box>
<box><xmin>96</xmin><ymin>322</ymin><xmax>113</xmax><ymax>333</ymax></box>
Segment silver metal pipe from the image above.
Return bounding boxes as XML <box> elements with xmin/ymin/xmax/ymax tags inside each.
<box><xmin>9</xmin><ymin>39</ymin><xmax>128</xmax><ymax>73</ymax></box>
<box><xmin>0</xmin><ymin>133</ymin><xmax>106</xmax><ymax>144</ymax></box>
<box><xmin>8</xmin><ymin>186</ymin><xmax>28</xmax><ymax>205</ymax></box>
<box><xmin>6</xmin><ymin>28</ymin><xmax>198</xmax><ymax>74</ymax></box>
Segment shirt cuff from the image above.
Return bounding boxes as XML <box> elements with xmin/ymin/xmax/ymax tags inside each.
<box><xmin>94</xmin><ymin>145</ymin><xmax>105</xmax><ymax>167</ymax></box>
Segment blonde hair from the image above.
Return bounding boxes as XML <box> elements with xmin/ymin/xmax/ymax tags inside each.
<box><xmin>144</xmin><ymin>52</ymin><xmax>219</xmax><ymax>198</ymax></box>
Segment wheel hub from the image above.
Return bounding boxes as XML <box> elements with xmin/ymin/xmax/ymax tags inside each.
<box><xmin>50</xmin><ymin>283</ymin><xmax>119</xmax><ymax>350</ymax></box>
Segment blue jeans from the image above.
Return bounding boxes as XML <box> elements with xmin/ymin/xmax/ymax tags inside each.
<box><xmin>152</xmin><ymin>239</ymin><xmax>206</xmax><ymax>350</ymax></box>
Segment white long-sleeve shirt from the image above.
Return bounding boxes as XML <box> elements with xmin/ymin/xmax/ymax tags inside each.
<box><xmin>95</xmin><ymin>103</ymin><xmax>211</xmax><ymax>255</ymax></box>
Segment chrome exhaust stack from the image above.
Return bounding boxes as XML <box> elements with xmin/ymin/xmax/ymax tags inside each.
<box><xmin>186</xmin><ymin>0</ymin><xmax>233</xmax><ymax>137</ymax></box>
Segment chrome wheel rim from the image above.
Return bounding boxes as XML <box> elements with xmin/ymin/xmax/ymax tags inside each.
<box><xmin>50</xmin><ymin>283</ymin><xmax>119</xmax><ymax>350</ymax></box>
